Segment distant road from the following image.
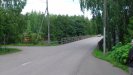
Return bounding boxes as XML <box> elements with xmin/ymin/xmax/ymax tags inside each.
<box><xmin>0</xmin><ymin>37</ymin><xmax>127</xmax><ymax>75</ymax></box>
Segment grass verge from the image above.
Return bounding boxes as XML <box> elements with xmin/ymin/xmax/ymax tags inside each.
<box><xmin>3</xmin><ymin>42</ymin><xmax>59</xmax><ymax>46</ymax></box>
<box><xmin>0</xmin><ymin>48</ymin><xmax>21</xmax><ymax>55</ymax></box>
<box><xmin>92</xmin><ymin>49</ymin><xmax>128</xmax><ymax>72</ymax></box>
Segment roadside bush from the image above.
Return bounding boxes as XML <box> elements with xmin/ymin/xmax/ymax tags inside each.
<box><xmin>109</xmin><ymin>44</ymin><xmax>132</xmax><ymax>64</ymax></box>
<box><xmin>31</xmin><ymin>33</ymin><xmax>43</xmax><ymax>44</ymax></box>
<box><xmin>111</xmin><ymin>42</ymin><xmax>123</xmax><ymax>51</ymax></box>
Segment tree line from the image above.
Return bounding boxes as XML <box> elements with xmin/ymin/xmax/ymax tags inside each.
<box><xmin>0</xmin><ymin>0</ymin><xmax>99</xmax><ymax>44</ymax></box>
<box><xmin>23</xmin><ymin>12</ymin><xmax>98</xmax><ymax>44</ymax></box>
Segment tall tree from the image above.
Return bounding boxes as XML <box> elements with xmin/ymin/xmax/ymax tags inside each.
<box><xmin>0</xmin><ymin>0</ymin><xmax>27</xmax><ymax>44</ymax></box>
<box><xmin>0</xmin><ymin>0</ymin><xmax>26</xmax><ymax>13</ymax></box>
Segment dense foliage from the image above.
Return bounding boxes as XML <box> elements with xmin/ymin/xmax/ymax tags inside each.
<box><xmin>0</xmin><ymin>0</ymin><xmax>27</xmax><ymax>44</ymax></box>
<box><xmin>126</xmin><ymin>17</ymin><xmax>133</xmax><ymax>43</ymax></box>
<box><xmin>23</xmin><ymin>12</ymin><xmax>98</xmax><ymax>43</ymax></box>
<box><xmin>0</xmin><ymin>10</ymin><xmax>99</xmax><ymax>44</ymax></box>
<box><xmin>0</xmin><ymin>0</ymin><xmax>26</xmax><ymax>13</ymax></box>
<box><xmin>0</xmin><ymin>8</ymin><xmax>27</xmax><ymax>44</ymax></box>
<box><xmin>93</xmin><ymin>49</ymin><xmax>128</xmax><ymax>72</ymax></box>
<box><xmin>110</xmin><ymin>44</ymin><xmax>132</xmax><ymax>64</ymax></box>
<box><xmin>80</xmin><ymin>0</ymin><xmax>133</xmax><ymax>50</ymax></box>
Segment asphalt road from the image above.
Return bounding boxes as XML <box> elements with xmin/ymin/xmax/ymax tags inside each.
<box><xmin>0</xmin><ymin>37</ymin><xmax>128</xmax><ymax>75</ymax></box>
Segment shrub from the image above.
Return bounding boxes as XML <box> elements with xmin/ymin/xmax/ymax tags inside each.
<box><xmin>111</xmin><ymin>42</ymin><xmax>122</xmax><ymax>51</ymax></box>
<box><xmin>109</xmin><ymin>44</ymin><xmax>132</xmax><ymax>64</ymax></box>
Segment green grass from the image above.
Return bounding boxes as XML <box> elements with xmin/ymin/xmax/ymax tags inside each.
<box><xmin>92</xmin><ymin>49</ymin><xmax>128</xmax><ymax>72</ymax></box>
<box><xmin>3</xmin><ymin>42</ymin><xmax>59</xmax><ymax>46</ymax></box>
<box><xmin>0</xmin><ymin>48</ymin><xmax>21</xmax><ymax>55</ymax></box>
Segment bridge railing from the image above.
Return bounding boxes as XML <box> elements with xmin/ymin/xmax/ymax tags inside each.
<box><xmin>60</xmin><ymin>35</ymin><xmax>93</xmax><ymax>44</ymax></box>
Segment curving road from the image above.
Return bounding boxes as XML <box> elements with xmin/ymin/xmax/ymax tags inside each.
<box><xmin>0</xmin><ymin>37</ymin><xmax>128</xmax><ymax>75</ymax></box>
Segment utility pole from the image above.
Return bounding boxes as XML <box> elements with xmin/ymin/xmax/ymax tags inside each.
<box><xmin>103</xmin><ymin>0</ymin><xmax>107</xmax><ymax>54</ymax></box>
<box><xmin>46</xmin><ymin>0</ymin><xmax>50</xmax><ymax>44</ymax></box>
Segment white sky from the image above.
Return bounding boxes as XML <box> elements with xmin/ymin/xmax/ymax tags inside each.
<box><xmin>22</xmin><ymin>0</ymin><xmax>92</xmax><ymax>19</ymax></box>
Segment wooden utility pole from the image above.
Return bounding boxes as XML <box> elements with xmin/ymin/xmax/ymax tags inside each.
<box><xmin>46</xmin><ymin>0</ymin><xmax>50</xmax><ymax>44</ymax></box>
<box><xmin>103</xmin><ymin>0</ymin><xmax>107</xmax><ymax>54</ymax></box>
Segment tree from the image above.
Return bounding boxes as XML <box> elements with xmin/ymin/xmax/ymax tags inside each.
<box><xmin>0</xmin><ymin>0</ymin><xmax>26</xmax><ymax>13</ymax></box>
<box><xmin>126</xmin><ymin>17</ymin><xmax>133</xmax><ymax>43</ymax></box>
<box><xmin>0</xmin><ymin>0</ymin><xmax>27</xmax><ymax>44</ymax></box>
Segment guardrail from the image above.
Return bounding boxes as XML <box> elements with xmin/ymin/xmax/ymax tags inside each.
<box><xmin>60</xmin><ymin>35</ymin><xmax>93</xmax><ymax>44</ymax></box>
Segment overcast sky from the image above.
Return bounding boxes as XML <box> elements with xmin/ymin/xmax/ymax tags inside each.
<box><xmin>22</xmin><ymin>0</ymin><xmax>92</xmax><ymax>19</ymax></box>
